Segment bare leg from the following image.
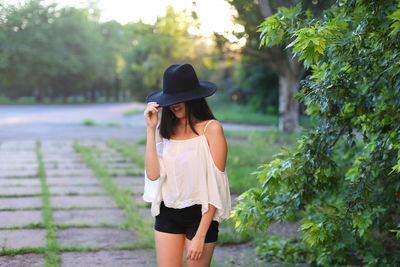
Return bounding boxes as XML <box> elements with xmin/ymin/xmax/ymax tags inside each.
<box><xmin>185</xmin><ymin>239</ymin><xmax>216</xmax><ymax>267</ymax></box>
<box><xmin>155</xmin><ymin>230</ymin><xmax>186</xmax><ymax>267</ymax></box>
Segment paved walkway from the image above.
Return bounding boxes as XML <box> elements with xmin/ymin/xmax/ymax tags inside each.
<box><xmin>0</xmin><ymin>140</ymin><xmax>156</xmax><ymax>267</ymax></box>
<box><xmin>0</xmin><ymin>103</ymin><xmax>294</xmax><ymax>266</ymax></box>
<box><xmin>0</xmin><ymin>139</ymin><xmax>276</xmax><ymax>267</ymax></box>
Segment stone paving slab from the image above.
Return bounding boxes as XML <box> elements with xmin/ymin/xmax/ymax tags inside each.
<box><xmin>108</xmin><ymin>163</ymin><xmax>137</xmax><ymax>168</ymax></box>
<box><xmin>0</xmin><ymin>210</ymin><xmax>42</xmax><ymax>227</ymax></box>
<box><xmin>96</xmin><ymin>156</ymin><xmax>128</xmax><ymax>163</ymax></box>
<box><xmin>0</xmin><ymin>152</ymin><xmax>36</xmax><ymax>156</ymax></box>
<box><xmin>0</xmin><ymin>229</ymin><xmax>46</xmax><ymax>249</ymax></box>
<box><xmin>0</xmin><ymin>186</ymin><xmax>42</xmax><ymax>196</ymax></box>
<box><xmin>48</xmin><ymin>185</ymin><xmax>105</xmax><ymax>195</ymax></box>
<box><xmin>114</xmin><ymin>182</ymin><xmax>144</xmax><ymax>195</ymax></box>
<box><xmin>0</xmin><ymin>197</ymin><xmax>42</xmax><ymax>209</ymax></box>
<box><xmin>0</xmin><ymin>160</ymin><xmax>37</xmax><ymax>165</ymax></box>
<box><xmin>57</xmin><ymin>228</ymin><xmax>138</xmax><ymax>248</ymax></box>
<box><xmin>53</xmin><ymin>209</ymin><xmax>125</xmax><ymax>225</ymax></box>
<box><xmin>132</xmin><ymin>195</ymin><xmax>146</xmax><ymax>205</ymax></box>
<box><xmin>0</xmin><ymin>253</ymin><xmax>46</xmax><ymax>267</ymax></box>
<box><xmin>112</xmin><ymin>176</ymin><xmax>144</xmax><ymax>182</ymax></box>
<box><xmin>129</xmin><ymin>184</ymin><xmax>144</xmax><ymax>194</ymax></box>
<box><xmin>41</xmin><ymin>160</ymin><xmax>84</xmax><ymax>165</ymax></box>
<box><xmin>46</xmin><ymin>177</ymin><xmax>99</xmax><ymax>185</ymax></box>
<box><xmin>41</xmin><ymin>148</ymin><xmax>76</xmax><ymax>152</ymax></box>
<box><xmin>0</xmin><ymin>156</ymin><xmax>37</xmax><ymax>161</ymax></box>
<box><xmin>50</xmin><ymin>196</ymin><xmax>117</xmax><ymax>208</ymax></box>
<box><xmin>112</xmin><ymin>176</ymin><xmax>143</xmax><ymax>186</ymax></box>
<box><xmin>45</xmin><ymin>169</ymin><xmax>93</xmax><ymax>176</ymax></box>
<box><xmin>0</xmin><ymin>178</ymin><xmax>40</xmax><ymax>186</ymax></box>
<box><xmin>137</xmin><ymin>208</ymin><xmax>153</xmax><ymax>222</ymax></box>
<box><xmin>213</xmin><ymin>243</ymin><xmax>265</xmax><ymax>267</ymax></box>
<box><xmin>60</xmin><ymin>249</ymin><xmax>157</xmax><ymax>267</ymax></box>
<box><xmin>0</xmin><ymin>140</ymin><xmax>36</xmax><ymax>148</ymax></box>
<box><xmin>42</xmin><ymin>153</ymin><xmax>81</xmax><ymax>158</ymax></box>
<box><xmin>41</xmin><ymin>147</ymin><xmax>75</xmax><ymax>152</ymax></box>
<box><xmin>44</xmin><ymin>163</ymin><xmax>87</xmax><ymax>169</ymax></box>
<box><xmin>0</xmin><ymin>163</ymin><xmax>38</xmax><ymax>169</ymax></box>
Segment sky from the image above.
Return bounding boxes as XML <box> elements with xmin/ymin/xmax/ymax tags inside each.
<box><xmin>5</xmin><ymin>0</ymin><xmax>242</xmax><ymax>37</ymax></box>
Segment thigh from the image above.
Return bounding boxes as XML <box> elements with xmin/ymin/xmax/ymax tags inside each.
<box><xmin>185</xmin><ymin>239</ymin><xmax>216</xmax><ymax>267</ymax></box>
<box><xmin>155</xmin><ymin>230</ymin><xmax>186</xmax><ymax>267</ymax></box>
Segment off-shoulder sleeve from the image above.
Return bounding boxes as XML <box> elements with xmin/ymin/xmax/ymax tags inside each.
<box><xmin>205</xmin><ymin>149</ymin><xmax>231</xmax><ymax>223</ymax></box>
<box><xmin>143</xmin><ymin>141</ymin><xmax>165</xmax><ymax>202</ymax></box>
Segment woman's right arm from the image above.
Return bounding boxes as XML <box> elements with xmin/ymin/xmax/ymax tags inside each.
<box><xmin>144</xmin><ymin>102</ymin><xmax>161</xmax><ymax>180</ymax></box>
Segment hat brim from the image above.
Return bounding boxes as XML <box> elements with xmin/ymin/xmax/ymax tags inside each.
<box><xmin>146</xmin><ymin>81</ymin><xmax>216</xmax><ymax>107</ymax></box>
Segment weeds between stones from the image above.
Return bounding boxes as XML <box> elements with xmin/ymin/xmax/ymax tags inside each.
<box><xmin>36</xmin><ymin>141</ymin><xmax>61</xmax><ymax>266</ymax></box>
<box><xmin>74</xmin><ymin>141</ymin><xmax>154</xmax><ymax>249</ymax></box>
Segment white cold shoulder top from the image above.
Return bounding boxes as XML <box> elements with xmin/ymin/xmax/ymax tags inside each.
<box><xmin>143</xmin><ymin>120</ymin><xmax>231</xmax><ymax>223</ymax></box>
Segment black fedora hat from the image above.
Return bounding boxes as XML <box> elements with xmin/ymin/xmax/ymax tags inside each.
<box><xmin>146</xmin><ymin>64</ymin><xmax>216</xmax><ymax>107</ymax></box>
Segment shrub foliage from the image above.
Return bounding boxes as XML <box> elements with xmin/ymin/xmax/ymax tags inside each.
<box><xmin>232</xmin><ymin>0</ymin><xmax>400</xmax><ymax>265</ymax></box>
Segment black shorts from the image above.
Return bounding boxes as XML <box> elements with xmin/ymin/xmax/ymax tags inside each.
<box><xmin>155</xmin><ymin>202</ymin><xmax>219</xmax><ymax>243</ymax></box>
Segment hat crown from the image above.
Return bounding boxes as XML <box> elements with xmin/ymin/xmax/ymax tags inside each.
<box><xmin>163</xmin><ymin>64</ymin><xmax>200</xmax><ymax>94</ymax></box>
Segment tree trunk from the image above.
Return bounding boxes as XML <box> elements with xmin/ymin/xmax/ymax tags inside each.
<box><xmin>278</xmin><ymin>72</ymin><xmax>300</xmax><ymax>133</ymax></box>
<box><xmin>114</xmin><ymin>77</ymin><xmax>120</xmax><ymax>102</ymax></box>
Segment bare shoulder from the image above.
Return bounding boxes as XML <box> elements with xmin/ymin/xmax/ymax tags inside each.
<box><xmin>204</xmin><ymin>120</ymin><xmax>226</xmax><ymax>143</ymax></box>
<box><xmin>205</xmin><ymin>120</ymin><xmax>224</xmax><ymax>135</ymax></box>
<box><xmin>204</xmin><ymin>120</ymin><xmax>227</xmax><ymax>171</ymax></box>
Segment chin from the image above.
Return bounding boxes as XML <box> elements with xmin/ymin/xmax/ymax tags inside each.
<box><xmin>175</xmin><ymin>113</ymin><xmax>185</xmax><ymax>119</ymax></box>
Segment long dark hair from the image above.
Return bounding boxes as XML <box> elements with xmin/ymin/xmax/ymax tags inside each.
<box><xmin>159</xmin><ymin>98</ymin><xmax>216</xmax><ymax>139</ymax></box>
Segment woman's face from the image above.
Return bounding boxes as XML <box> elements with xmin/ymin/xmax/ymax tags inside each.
<box><xmin>169</xmin><ymin>102</ymin><xmax>186</xmax><ymax>119</ymax></box>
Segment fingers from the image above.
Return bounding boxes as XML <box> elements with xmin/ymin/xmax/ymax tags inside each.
<box><xmin>186</xmin><ymin>248</ymin><xmax>202</xmax><ymax>261</ymax></box>
<box><xmin>144</xmin><ymin>102</ymin><xmax>159</xmax><ymax>116</ymax></box>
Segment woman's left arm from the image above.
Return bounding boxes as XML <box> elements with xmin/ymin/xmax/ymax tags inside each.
<box><xmin>186</xmin><ymin>121</ymin><xmax>227</xmax><ymax>261</ymax></box>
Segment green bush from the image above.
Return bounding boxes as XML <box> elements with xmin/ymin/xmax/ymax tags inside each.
<box><xmin>232</xmin><ymin>1</ymin><xmax>400</xmax><ymax>266</ymax></box>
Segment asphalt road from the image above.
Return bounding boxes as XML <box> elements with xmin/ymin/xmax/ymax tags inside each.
<box><xmin>0</xmin><ymin>102</ymin><xmax>268</xmax><ymax>140</ymax></box>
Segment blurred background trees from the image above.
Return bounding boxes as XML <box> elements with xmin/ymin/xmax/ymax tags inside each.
<box><xmin>0</xmin><ymin>0</ymin><xmax>324</xmax><ymax>132</ymax></box>
<box><xmin>0</xmin><ymin>0</ymin><xmax>216</xmax><ymax>105</ymax></box>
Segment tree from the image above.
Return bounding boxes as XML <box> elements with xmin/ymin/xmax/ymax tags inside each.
<box><xmin>122</xmin><ymin>7</ymin><xmax>207</xmax><ymax>101</ymax></box>
<box><xmin>225</xmin><ymin>0</ymin><xmax>335</xmax><ymax>132</ymax></box>
<box><xmin>0</xmin><ymin>0</ymin><xmax>59</xmax><ymax>101</ymax></box>
<box><xmin>0</xmin><ymin>0</ymin><xmax>123</xmax><ymax>103</ymax></box>
<box><xmin>232</xmin><ymin>0</ymin><xmax>400</xmax><ymax>265</ymax></box>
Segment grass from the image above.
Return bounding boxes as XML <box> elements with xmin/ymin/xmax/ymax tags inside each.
<box><xmin>36</xmin><ymin>141</ymin><xmax>61</xmax><ymax>267</ymax></box>
<box><xmin>0</xmin><ymin>96</ymin><xmax>37</xmax><ymax>105</ymax></box>
<box><xmin>106</xmin><ymin>139</ymin><xmax>145</xmax><ymax>169</ymax></box>
<box><xmin>82</xmin><ymin>119</ymin><xmax>98</xmax><ymax>126</ymax></box>
<box><xmin>209</xmin><ymin>100</ymin><xmax>312</xmax><ymax>128</ymax></box>
<box><xmin>123</xmin><ymin>109</ymin><xmax>142</xmax><ymax>117</ymax></box>
<box><xmin>82</xmin><ymin>119</ymin><xmax>123</xmax><ymax>127</ymax></box>
<box><xmin>0</xmin><ymin>208</ymin><xmax>42</xmax><ymax>211</ymax></box>
<box><xmin>0</xmin><ymin>247</ymin><xmax>46</xmax><ymax>256</ymax></box>
<box><xmin>0</xmin><ymin>223</ymin><xmax>46</xmax><ymax>230</ymax></box>
<box><xmin>74</xmin><ymin>142</ymin><xmax>154</xmax><ymax>248</ymax></box>
<box><xmin>225</xmin><ymin>128</ymin><xmax>301</xmax><ymax>194</ymax></box>
<box><xmin>0</xmin><ymin>194</ymin><xmax>42</xmax><ymax>198</ymax></box>
<box><xmin>218</xmin><ymin>218</ymin><xmax>254</xmax><ymax>245</ymax></box>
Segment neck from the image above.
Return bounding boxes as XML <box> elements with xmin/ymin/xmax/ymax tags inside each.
<box><xmin>176</xmin><ymin>117</ymin><xmax>199</xmax><ymax>128</ymax></box>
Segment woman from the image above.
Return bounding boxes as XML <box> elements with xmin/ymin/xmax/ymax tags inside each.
<box><xmin>143</xmin><ymin>64</ymin><xmax>231</xmax><ymax>267</ymax></box>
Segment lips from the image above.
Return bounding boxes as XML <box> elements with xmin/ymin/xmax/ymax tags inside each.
<box><xmin>171</xmin><ymin>105</ymin><xmax>182</xmax><ymax>111</ymax></box>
